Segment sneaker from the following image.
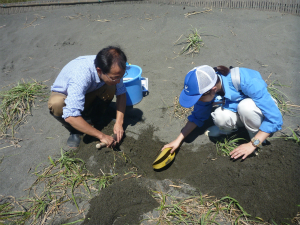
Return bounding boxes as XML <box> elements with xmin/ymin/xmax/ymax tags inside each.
<box><xmin>67</xmin><ymin>133</ymin><xmax>81</xmax><ymax>148</ymax></box>
<box><xmin>204</xmin><ymin>125</ymin><xmax>236</xmax><ymax>137</ymax></box>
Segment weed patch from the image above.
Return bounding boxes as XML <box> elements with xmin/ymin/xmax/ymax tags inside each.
<box><xmin>147</xmin><ymin>192</ymin><xmax>261</xmax><ymax>224</ymax></box>
<box><xmin>267</xmin><ymin>80</ymin><xmax>300</xmax><ymax>116</ymax></box>
<box><xmin>215</xmin><ymin>135</ymin><xmax>247</xmax><ymax>156</ymax></box>
<box><xmin>271</xmin><ymin>127</ymin><xmax>300</xmax><ymax>145</ymax></box>
<box><xmin>0</xmin><ymin>149</ymin><xmax>116</xmax><ymax>224</ymax></box>
<box><xmin>174</xmin><ymin>26</ymin><xmax>204</xmax><ymax>56</ymax></box>
<box><xmin>0</xmin><ymin>195</ymin><xmax>30</xmax><ymax>224</ymax></box>
<box><xmin>0</xmin><ymin>80</ymin><xmax>48</xmax><ymax>138</ymax></box>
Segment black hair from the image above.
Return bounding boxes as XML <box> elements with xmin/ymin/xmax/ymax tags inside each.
<box><xmin>94</xmin><ymin>46</ymin><xmax>127</xmax><ymax>74</ymax></box>
<box><xmin>213</xmin><ymin>65</ymin><xmax>230</xmax><ymax>76</ymax></box>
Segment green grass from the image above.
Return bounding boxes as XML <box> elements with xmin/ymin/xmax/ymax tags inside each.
<box><xmin>216</xmin><ymin>135</ymin><xmax>247</xmax><ymax>156</ymax></box>
<box><xmin>148</xmin><ymin>191</ymin><xmax>298</xmax><ymax>224</ymax></box>
<box><xmin>0</xmin><ymin>150</ymin><xmax>116</xmax><ymax>224</ymax></box>
<box><xmin>0</xmin><ymin>80</ymin><xmax>48</xmax><ymax>137</ymax></box>
<box><xmin>148</xmin><ymin>191</ymin><xmax>257</xmax><ymax>224</ymax></box>
<box><xmin>219</xmin><ymin>196</ymin><xmax>250</xmax><ymax>218</ymax></box>
<box><xmin>174</xmin><ymin>26</ymin><xmax>204</xmax><ymax>56</ymax></box>
<box><xmin>0</xmin><ymin>0</ymin><xmax>31</xmax><ymax>4</ymax></box>
<box><xmin>0</xmin><ymin>196</ymin><xmax>31</xmax><ymax>224</ymax></box>
<box><xmin>270</xmin><ymin>127</ymin><xmax>300</xmax><ymax>145</ymax></box>
<box><xmin>267</xmin><ymin>80</ymin><xmax>299</xmax><ymax>116</ymax></box>
<box><xmin>286</xmin><ymin>127</ymin><xmax>300</xmax><ymax>144</ymax></box>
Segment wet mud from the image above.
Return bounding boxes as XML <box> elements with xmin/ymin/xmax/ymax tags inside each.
<box><xmin>74</xmin><ymin>120</ymin><xmax>300</xmax><ymax>224</ymax></box>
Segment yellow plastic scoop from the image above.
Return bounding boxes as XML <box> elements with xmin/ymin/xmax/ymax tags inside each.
<box><xmin>152</xmin><ymin>148</ymin><xmax>176</xmax><ymax>170</ymax></box>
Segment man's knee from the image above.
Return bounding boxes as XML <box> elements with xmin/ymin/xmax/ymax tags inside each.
<box><xmin>48</xmin><ymin>92</ymin><xmax>66</xmax><ymax>117</ymax></box>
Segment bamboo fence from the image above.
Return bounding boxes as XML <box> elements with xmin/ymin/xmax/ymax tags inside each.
<box><xmin>0</xmin><ymin>0</ymin><xmax>299</xmax><ymax>16</ymax></box>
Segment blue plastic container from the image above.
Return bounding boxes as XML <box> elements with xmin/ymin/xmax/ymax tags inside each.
<box><xmin>123</xmin><ymin>65</ymin><xmax>143</xmax><ymax>106</ymax></box>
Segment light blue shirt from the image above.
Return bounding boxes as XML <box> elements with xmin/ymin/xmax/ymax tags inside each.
<box><xmin>51</xmin><ymin>55</ymin><xmax>126</xmax><ymax>119</ymax></box>
<box><xmin>188</xmin><ymin>68</ymin><xmax>283</xmax><ymax>134</ymax></box>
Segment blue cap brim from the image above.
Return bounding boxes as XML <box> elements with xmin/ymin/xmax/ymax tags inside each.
<box><xmin>179</xmin><ymin>89</ymin><xmax>202</xmax><ymax>108</ymax></box>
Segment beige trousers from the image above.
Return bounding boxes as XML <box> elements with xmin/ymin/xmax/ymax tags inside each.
<box><xmin>48</xmin><ymin>84</ymin><xmax>116</xmax><ymax>117</ymax></box>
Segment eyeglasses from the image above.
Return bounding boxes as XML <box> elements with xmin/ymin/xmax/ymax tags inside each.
<box><xmin>105</xmin><ymin>71</ymin><xmax>128</xmax><ymax>82</ymax></box>
<box><xmin>105</xmin><ymin>74</ymin><xmax>121</xmax><ymax>82</ymax></box>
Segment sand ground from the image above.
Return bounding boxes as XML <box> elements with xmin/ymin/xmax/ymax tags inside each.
<box><xmin>0</xmin><ymin>2</ymin><xmax>300</xmax><ymax>224</ymax></box>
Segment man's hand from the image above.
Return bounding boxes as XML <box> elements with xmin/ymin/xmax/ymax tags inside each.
<box><xmin>100</xmin><ymin>134</ymin><xmax>116</xmax><ymax>148</ymax></box>
<box><xmin>65</xmin><ymin>116</ymin><xmax>117</xmax><ymax>147</ymax></box>
<box><xmin>115</xmin><ymin>93</ymin><xmax>126</xmax><ymax>143</ymax></box>
<box><xmin>113</xmin><ymin>122</ymin><xmax>124</xmax><ymax>143</ymax></box>
<box><xmin>230</xmin><ymin>142</ymin><xmax>256</xmax><ymax>160</ymax></box>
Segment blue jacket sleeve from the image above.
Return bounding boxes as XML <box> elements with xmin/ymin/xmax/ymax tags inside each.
<box><xmin>240</xmin><ymin>69</ymin><xmax>283</xmax><ymax>134</ymax></box>
<box><xmin>188</xmin><ymin>100</ymin><xmax>213</xmax><ymax>127</ymax></box>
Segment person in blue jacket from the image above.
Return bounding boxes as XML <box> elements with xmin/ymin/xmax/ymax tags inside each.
<box><xmin>162</xmin><ymin>65</ymin><xmax>282</xmax><ymax>160</ymax></box>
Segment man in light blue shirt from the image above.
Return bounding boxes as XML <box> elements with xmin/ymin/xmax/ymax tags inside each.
<box><xmin>48</xmin><ymin>46</ymin><xmax>127</xmax><ymax>148</ymax></box>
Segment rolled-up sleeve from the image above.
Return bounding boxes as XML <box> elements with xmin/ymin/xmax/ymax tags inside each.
<box><xmin>116</xmin><ymin>79</ymin><xmax>127</xmax><ymax>96</ymax></box>
<box><xmin>188</xmin><ymin>100</ymin><xmax>213</xmax><ymax>127</ymax></box>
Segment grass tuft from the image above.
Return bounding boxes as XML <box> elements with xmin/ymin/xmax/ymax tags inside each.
<box><xmin>148</xmin><ymin>192</ymin><xmax>256</xmax><ymax>224</ymax></box>
<box><xmin>271</xmin><ymin>127</ymin><xmax>300</xmax><ymax>145</ymax></box>
<box><xmin>0</xmin><ymin>80</ymin><xmax>48</xmax><ymax>138</ymax></box>
<box><xmin>285</xmin><ymin>127</ymin><xmax>300</xmax><ymax>144</ymax></box>
<box><xmin>267</xmin><ymin>80</ymin><xmax>299</xmax><ymax>116</ymax></box>
<box><xmin>0</xmin><ymin>150</ymin><xmax>116</xmax><ymax>224</ymax></box>
<box><xmin>174</xmin><ymin>26</ymin><xmax>204</xmax><ymax>56</ymax></box>
<box><xmin>216</xmin><ymin>135</ymin><xmax>247</xmax><ymax>156</ymax></box>
<box><xmin>0</xmin><ymin>195</ymin><xmax>30</xmax><ymax>224</ymax></box>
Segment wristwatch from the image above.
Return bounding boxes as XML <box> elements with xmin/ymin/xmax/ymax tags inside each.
<box><xmin>251</xmin><ymin>138</ymin><xmax>262</xmax><ymax>147</ymax></box>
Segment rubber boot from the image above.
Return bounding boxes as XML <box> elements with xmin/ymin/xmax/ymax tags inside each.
<box><xmin>67</xmin><ymin>134</ymin><xmax>81</xmax><ymax>148</ymax></box>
